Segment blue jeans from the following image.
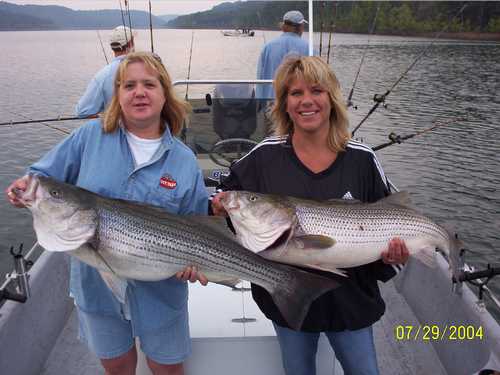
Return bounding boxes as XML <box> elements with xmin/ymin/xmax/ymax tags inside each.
<box><xmin>273</xmin><ymin>323</ymin><xmax>380</xmax><ymax>375</ymax></box>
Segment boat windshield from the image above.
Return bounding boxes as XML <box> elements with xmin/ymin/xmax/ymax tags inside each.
<box><xmin>175</xmin><ymin>81</ymin><xmax>273</xmax><ymax>186</ymax></box>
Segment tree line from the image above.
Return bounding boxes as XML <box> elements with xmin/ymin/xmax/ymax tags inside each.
<box><xmin>168</xmin><ymin>1</ymin><xmax>500</xmax><ymax>34</ymax></box>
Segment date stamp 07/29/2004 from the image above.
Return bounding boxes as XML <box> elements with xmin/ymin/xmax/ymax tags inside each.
<box><xmin>394</xmin><ymin>324</ymin><xmax>484</xmax><ymax>341</ymax></box>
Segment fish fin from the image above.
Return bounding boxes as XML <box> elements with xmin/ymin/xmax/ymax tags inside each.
<box><xmin>326</xmin><ymin>198</ymin><xmax>362</xmax><ymax>204</ymax></box>
<box><xmin>437</xmin><ymin>224</ymin><xmax>465</xmax><ymax>281</ymax></box>
<box><xmin>374</xmin><ymin>191</ymin><xmax>415</xmax><ymax>210</ymax></box>
<box><xmin>267</xmin><ymin>235</ymin><xmax>335</xmax><ymax>258</ymax></box>
<box><xmin>294</xmin><ymin>235</ymin><xmax>336</xmax><ymax>249</ymax></box>
<box><xmin>274</xmin><ymin>218</ymin><xmax>302</xmax><ymax>256</ymax></box>
<box><xmin>98</xmin><ymin>271</ymin><xmax>128</xmax><ymax>304</ymax></box>
<box><xmin>202</xmin><ymin>271</ymin><xmax>241</xmax><ymax>288</ymax></box>
<box><xmin>287</xmin><ymin>215</ymin><xmax>300</xmax><ymax>240</ymax></box>
<box><xmin>412</xmin><ymin>246</ymin><xmax>437</xmax><ymax>268</ymax></box>
<box><xmin>447</xmin><ymin>230</ymin><xmax>464</xmax><ymax>281</ymax></box>
<box><xmin>93</xmin><ymin>247</ymin><xmax>119</xmax><ymax>275</ymax></box>
<box><xmin>318</xmin><ymin>198</ymin><xmax>363</xmax><ymax>206</ymax></box>
<box><xmin>290</xmin><ymin>195</ymin><xmax>362</xmax><ymax>207</ymax></box>
<box><xmin>92</xmin><ymin>248</ymin><xmax>129</xmax><ymax>302</ymax></box>
<box><xmin>270</xmin><ymin>266</ymin><xmax>340</xmax><ymax>330</ymax></box>
<box><xmin>216</xmin><ymin>279</ymin><xmax>241</xmax><ymax>288</ymax></box>
<box><xmin>261</xmin><ymin>243</ymin><xmax>288</xmax><ymax>257</ymax></box>
<box><xmin>303</xmin><ymin>263</ymin><xmax>348</xmax><ymax>277</ymax></box>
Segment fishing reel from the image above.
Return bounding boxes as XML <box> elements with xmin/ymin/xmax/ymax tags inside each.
<box><xmin>373</xmin><ymin>93</ymin><xmax>389</xmax><ymax>109</ymax></box>
<box><xmin>372</xmin><ymin>132</ymin><xmax>404</xmax><ymax>151</ymax></box>
<box><xmin>346</xmin><ymin>99</ymin><xmax>358</xmax><ymax>110</ymax></box>
<box><xmin>452</xmin><ymin>245</ymin><xmax>500</xmax><ymax>310</ymax></box>
<box><xmin>388</xmin><ymin>132</ymin><xmax>402</xmax><ymax>144</ymax></box>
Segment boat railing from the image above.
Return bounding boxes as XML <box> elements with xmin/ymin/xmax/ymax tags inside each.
<box><xmin>173</xmin><ymin>79</ymin><xmax>273</xmax><ymax>85</ymax></box>
<box><xmin>379</xmin><ymin>175</ymin><xmax>500</xmax><ymax>313</ymax></box>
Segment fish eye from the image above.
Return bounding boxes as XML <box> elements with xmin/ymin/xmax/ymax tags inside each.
<box><xmin>50</xmin><ymin>189</ymin><xmax>61</xmax><ymax>198</ymax></box>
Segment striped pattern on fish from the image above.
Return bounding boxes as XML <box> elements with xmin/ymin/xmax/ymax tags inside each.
<box><xmin>18</xmin><ymin>175</ymin><xmax>339</xmax><ymax>330</ymax></box>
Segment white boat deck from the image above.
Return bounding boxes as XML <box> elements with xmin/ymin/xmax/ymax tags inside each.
<box><xmin>40</xmin><ymin>280</ymin><xmax>447</xmax><ymax>375</ymax></box>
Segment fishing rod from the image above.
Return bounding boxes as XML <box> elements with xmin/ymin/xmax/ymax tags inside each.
<box><xmin>0</xmin><ymin>115</ymin><xmax>97</xmax><ymax>127</ymax></box>
<box><xmin>96</xmin><ymin>30</ymin><xmax>109</xmax><ymax>64</ymax></box>
<box><xmin>351</xmin><ymin>2</ymin><xmax>469</xmax><ymax>137</ymax></box>
<box><xmin>179</xmin><ymin>30</ymin><xmax>195</xmax><ymax>142</ymax></box>
<box><xmin>346</xmin><ymin>2</ymin><xmax>381</xmax><ymax>110</ymax></box>
<box><xmin>117</xmin><ymin>0</ymin><xmax>132</xmax><ymax>47</ymax></box>
<box><xmin>318</xmin><ymin>2</ymin><xmax>325</xmax><ymax>57</ymax></box>
<box><xmin>185</xmin><ymin>30</ymin><xmax>195</xmax><ymax>100</ymax></box>
<box><xmin>458</xmin><ymin>265</ymin><xmax>500</xmax><ymax>284</ymax></box>
<box><xmin>148</xmin><ymin>0</ymin><xmax>154</xmax><ymax>53</ymax></box>
<box><xmin>372</xmin><ymin>116</ymin><xmax>466</xmax><ymax>152</ymax></box>
<box><xmin>118</xmin><ymin>0</ymin><xmax>128</xmax><ymax>40</ymax></box>
<box><xmin>326</xmin><ymin>2</ymin><xmax>340</xmax><ymax>64</ymax></box>
<box><xmin>125</xmin><ymin>0</ymin><xmax>133</xmax><ymax>33</ymax></box>
<box><xmin>326</xmin><ymin>21</ymin><xmax>334</xmax><ymax>65</ymax></box>
<box><xmin>0</xmin><ymin>114</ymin><xmax>98</xmax><ymax>135</ymax></box>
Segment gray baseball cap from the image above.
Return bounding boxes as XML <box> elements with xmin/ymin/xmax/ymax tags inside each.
<box><xmin>283</xmin><ymin>10</ymin><xmax>308</xmax><ymax>25</ymax></box>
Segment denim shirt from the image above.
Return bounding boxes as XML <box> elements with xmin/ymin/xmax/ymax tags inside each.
<box><xmin>256</xmin><ymin>32</ymin><xmax>309</xmax><ymax>99</ymax></box>
<box><xmin>75</xmin><ymin>55</ymin><xmax>126</xmax><ymax>117</ymax></box>
<box><xmin>29</xmin><ymin>119</ymin><xmax>208</xmax><ymax>333</ymax></box>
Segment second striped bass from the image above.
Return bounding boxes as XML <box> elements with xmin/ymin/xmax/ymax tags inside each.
<box><xmin>221</xmin><ymin>191</ymin><xmax>462</xmax><ymax>277</ymax></box>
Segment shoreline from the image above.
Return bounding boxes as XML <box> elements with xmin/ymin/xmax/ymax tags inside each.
<box><xmin>405</xmin><ymin>31</ymin><xmax>500</xmax><ymax>42</ymax></box>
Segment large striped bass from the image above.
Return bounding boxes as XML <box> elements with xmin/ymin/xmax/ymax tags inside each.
<box><xmin>15</xmin><ymin>175</ymin><xmax>339</xmax><ymax>330</ymax></box>
<box><xmin>221</xmin><ymin>191</ymin><xmax>462</xmax><ymax>277</ymax></box>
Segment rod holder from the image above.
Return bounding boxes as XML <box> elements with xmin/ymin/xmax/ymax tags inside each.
<box><xmin>0</xmin><ymin>244</ymin><xmax>32</xmax><ymax>304</ymax></box>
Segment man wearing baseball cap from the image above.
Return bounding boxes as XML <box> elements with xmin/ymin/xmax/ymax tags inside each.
<box><xmin>256</xmin><ymin>10</ymin><xmax>309</xmax><ymax>100</ymax></box>
<box><xmin>76</xmin><ymin>25</ymin><xmax>136</xmax><ymax>117</ymax></box>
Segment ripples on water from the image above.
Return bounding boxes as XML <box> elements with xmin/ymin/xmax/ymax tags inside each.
<box><xmin>0</xmin><ymin>30</ymin><xmax>498</xmax><ymax>318</ymax></box>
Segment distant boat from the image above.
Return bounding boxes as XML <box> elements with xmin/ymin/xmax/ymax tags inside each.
<box><xmin>221</xmin><ymin>29</ymin><xmax>255</xmax><ymax>37</ymax></box>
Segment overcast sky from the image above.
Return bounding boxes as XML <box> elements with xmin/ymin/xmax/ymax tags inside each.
<box><xmin>6</xmin><ymin>0</ymin><xmax>231</xmax><ymax>15</ymax></box>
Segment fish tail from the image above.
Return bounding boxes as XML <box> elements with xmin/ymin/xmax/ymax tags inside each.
<box><xmin>270</xmin><ymin>267</ymin><xmax>339</xmax><ymax>330</ymax></box>
<box><xmin>449</xmin><ymin>232</ymin><xmax>464</xmax><ymax>281</ymax></box>
<box><xmin>439</xmin><ymin>225</ymin><xmax>465</xmax><ymax>281</ymax></box>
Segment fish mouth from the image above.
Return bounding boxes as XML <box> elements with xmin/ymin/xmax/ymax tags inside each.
<box><xmin>220</xmin><ymin>192</ymin><xmax>240</xmax><ymax>211</ymax></box>
<box><xmin>14</xmin><ymin>175</ymin><xmax>39</xmax><ymax>207</ymax></box>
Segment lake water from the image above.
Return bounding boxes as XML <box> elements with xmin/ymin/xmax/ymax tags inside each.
<box><xmin>0</xmin><ymin>29</ymin><xmax>499</xmax><ymax>318</ymax></box>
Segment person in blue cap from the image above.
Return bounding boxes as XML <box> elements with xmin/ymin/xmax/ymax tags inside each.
<box><xmin>256</xmin><ymin>10</ymin><xmax>309</xmax><ymax>100</ymax></box>
<box><xmin>75</xmin><ymin>25</ymin><xmax>136</xmax><ymax>118</ymax></box>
